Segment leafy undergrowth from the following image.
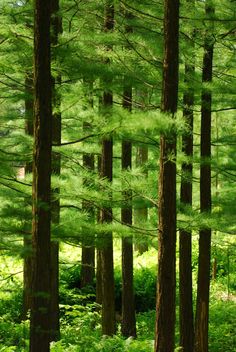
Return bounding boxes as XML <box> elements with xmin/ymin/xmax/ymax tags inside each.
<box><xmin>0</xmin><ymin>296</ymin><xmax>235</xmax><ymax>352</ymax></box>
<box><xmin>50</xmin><ymin>300</ymin><xmax>236</xmax><ymax>352</ymax></box>
<box><xmin>0</xmin><ymin>247</ymin><xmax>235</xmax><ymax>351</ymax></box>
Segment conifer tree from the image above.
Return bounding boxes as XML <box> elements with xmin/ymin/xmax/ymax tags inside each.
<box><xmin>30</xmin><ymin>0</ymin><xmax>52</xmax><ymax>350</ymax></box>
<box><xmin>100</xmin><ymin>0</ymin><xmax>116</xmax><ymax>336</ymax></box>
<box><xmin>121</xmin><ymin>13</ymin><xmax>136</xmax><ymax>332</ymax></box>
<box><xmin>194</xmin><ymin>3</ymin><xmax>214</xmax><ymax>352</ymax></box>
<box><xmin>134</xmin><ymin>145</ymin><xmax>148</xmax><ymax>254</ymax></box>
<box><xmin>50</xmin><ymin>0</ymin><xmax>62</xmax><ymax>341</ymax></box>
<box><xmin>81</xmin><ymin>80</ymin><xmax>95</xmax><ymax>289</ymax></box>
<box><xmin>179</xmin><ymin>2</ymin><xmax>195</xmax><ymax>349</ymax></box>
<box><xmin>22</xmin><ymin>71</ymin><xmax>33</xmax><ymax>321</ymax></box>
<box><xmin>155</xmin><ymin>0</ymin><xmax>179</xmax><ymax>350</ymax></box>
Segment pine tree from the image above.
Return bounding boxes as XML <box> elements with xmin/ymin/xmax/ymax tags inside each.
<box><xmin>121</xmin><ymin>41</ymin><xmax>136</xmax><ymax>335</ymax></box>
<box><xmin>22</xmin><ymin>71</ymin><xmax>33</xmax><ymax>321</ymax></box>
<box><xmin>30</xmin><ymin>0</ymin><xmax>52</xmax><ymax>350</ymax></box>
<box><xmin>81</xmin><ymin>79</ymin><xmax>95</xmax><ymax>289</ymax></box>
<box><xmin>50</xmin><ymin>0</ymin><xmax>62</xmax><ymax>341</ymax></box>
<box><xmin>194</xmin><ymin>3</ymin><xmax>214</xmax><ymax>352</ymax></box>
<box><xmin>179</xmin><ymin>2</ymin><xmax>195</xmax><ymax>349</ymax></box>
<box><xmin>155</xmin><ymin>0</ymin><xmax>179</xmax><ymax>350</ymax></box>
<box><xmin>100</xmin><ymin>0</ymin><xmax>116</xmax><ymax>336</ymax></box>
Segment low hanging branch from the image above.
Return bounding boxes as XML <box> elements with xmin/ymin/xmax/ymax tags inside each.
<box><xmin>52</xmin><ymin>133</ymin><xmax>100</xmax><ymax>146</ymax></box>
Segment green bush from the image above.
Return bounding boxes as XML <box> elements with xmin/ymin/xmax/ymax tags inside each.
<box><xmin>0</xmin><ymin>318</ymin><xmax>29</xmax><ymax>351</ymax></box>
<box><xmin>209</xmin><ymin>300</ymin><xmax>236</xmax><ymax>352</ymax></box>
<box><xmin>60</xmin><ymin>264</ymin><xmax>157</xmax><ymax>313</ymax></box>
<box><xmin>0</xmin><ymin>290</ymin><xmax>23</xmax><ymax>322</ymax></box>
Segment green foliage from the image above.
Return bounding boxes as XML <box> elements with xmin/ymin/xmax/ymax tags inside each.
<box><xmin>0</xmin><ymin>290</ymin><xmax>22</xmax><ymax>323</ymax></box>
<box><xmin>134</xmin><ymin>267</ymin><xmax>156</xmax><ymax>312</ymax></box>
<box><xmin>209</xmin><ymin>300</ymin><xmax>236</xmax><ymax>352</ymax></box>
<box><xmin>60</xmin><ymin>261</ymin><xmax>157</xmax><ymax>313</ymax></box>
<box><xmin>0</xmin><ymin>317</ymin><xmax>29</xmax><ymax>351</ymax></box>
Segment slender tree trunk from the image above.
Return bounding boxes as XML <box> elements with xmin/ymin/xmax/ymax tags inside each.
<box><xmin>179</xmin><ymin>26</ymin><xmax>195</xmax><ymax>352</ymax></box>
<box><xmin>81</xmin><ymin>196</ymin><xmax>95</xmax><ymax>288</ymax></box>
<box><xmin>22</xmin><ymin>72</ymin><xmax>33</xmax><ymax>321</ymax></box>
<box><xmin>81</xmin><ymin>81</ymin><xmax>95</xmax><ymax>289</ymax></box>
<box><xmin>96</xmin><ymin>247</ymin><xmax>103</xmax><ymax>305</ymax></box>
<box><xmin>133</xmin><ymin>88</ymin><xmax>149</xmax><ymax>254</ymax></box>
<box><xmin>121</xmin><ymin>83</ymin><xmax>136</xmax><ymax>337</ymax></box>
<box><xmin>155</xmin><ymin>0</ymin><xmax>179</xmax><ymax>351</ymax></box>
<box><xmin>100</xmin><ymin>98</ymin><xmax>115</xmax><ymax>335</ymax></box>
<box><xmin>194</xmin><ymin>4</ymin><xmax>214</xmax><ymax>352</ymax></box>
<box><xmin>99</xmin><ymin>0</ymin><xmax>116</xmax><ymax>335</ymax></box>
<box><xmin>50</xmin><ymin>0</ymin><xmax>62</xmax><ymax>341</ymax></box>
<box><xmin>30</xmin><ymin>0</ymin><xmax>52</xmax><ymax>350</ymax></box>
<box><xmin>134</xmin><ymin>145</ymin><xmax>148</xmax><ymax>254</ymax></box>
<box><xmin>96</xmin><ymin>156</ymin><xmax>103</xmax><ymax>304</ymax></box>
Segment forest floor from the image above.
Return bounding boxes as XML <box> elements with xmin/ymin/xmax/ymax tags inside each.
<box><xmin>0</xmin><ymin>245</ymin><xmax>235</xmax><ymax>351</ymax></box>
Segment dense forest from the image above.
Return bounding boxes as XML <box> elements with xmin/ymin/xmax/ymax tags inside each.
<box><xmin>0</xmin><ymin>0</ymin><xmax>236</xmax><ymax>351</ymax></box>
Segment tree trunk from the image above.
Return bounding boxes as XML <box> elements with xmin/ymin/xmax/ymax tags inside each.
<box><xmin>81</xmin><ymin>81</ymin><xmax>95</xmax><ymax>289</ymax></box>
<box><xmin>100</xmin><ymin>119</ymin><xmax>115</xmax><ymax>335</ymax></box>
<box><xmin>155</xmin><ymin>0</ymin><xmax>179</xmax><ymax>351</ymax></box>
<box><xmin>99</xmin><ymin>0</ymin><xmax>116</xmax><ymax>335</ymax></box>
<box><xmin>134</xmin><ymin>145</ymin><xmax>148</xmax><ymax>254</ymax></box>
<box><xmin>96</xmin><ymin>247</ymin><xmax>103</xmax><ymax>305</ymax></box>
<box><xmin>50</xmin><ymin>0</ymin><xmax>62</xmax><ymax>341</ymax></box>
<box><xmin>179</xmin><ymin>20</ymin><xmax>195</xmax><ymax>352</ymax></box>
<box><xmin>121</xmin><ymin>82</ymin><xmax>136</xmax><ymax>337</ymax></box>
<box><xmin>22</xmin><ymin>72</ymin><xmax>33</xmax><ymax>321</ymax></box>
<box><xmin>30</xmin><ymin>0</ymin><xmax>52</xmax><ymax>350</ymax></box>
<box><xmin>96</xmin><ymin>156</ymin><xmax>103</xmax><ymax>304</ymax></box>
<box><xmin>194</xmin><ymin>4</ymin><xmax>214</xmax><ymax>352</ymax></box>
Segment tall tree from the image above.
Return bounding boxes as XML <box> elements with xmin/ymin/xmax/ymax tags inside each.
<box><xmin>22</xmin><ymin>71</ymin><xmax>33</xmax><ymax>321</ymax></box>
<box><xmin>81</xmin><ymin>80</ymin><xmax>95</xmax><ymax>289</ymax></box>
<box><xmin>134</xmin><ymin>89</ymin><xmax>149</xmax><ymax>254</ymax></box>
<box><xmin>30</xmin><ymin>0</ymin><xmax>52</xmax><ymax>350</ymax></box>
<box><xmin>100</xmin><ymin>0</ymin><xmax>116</xmax><ymax>336</ymax></box>
<box><xmin>194</xmin><ymin>4</ymin><xmax>214</xmax><ymax>352</ymax></box>
<box><xmin>121</xmin><ymin>76</ymin><xmax>136</xmax><ymax>337</ymax></box>
<box><xmin>134</xmin><ymin>145</ymin><xmax>148</xmax><ymax>254</ymax></box>
<box><xmin>50</xmin><ymin>0</ymin><xmax>62</xmax><ymax>341</ymax></box>
<box><xmin>179</xmin><ymin>5</ymin><xmax>195</xmax><ymax>350</ymax></box>
<box><xmin>155</xmin><ymin>0</ymin><xmax>179</xmax><ymax>351</ymax></box>
<box><xmin>96</xmin><ymin>155</ymin><xmax>103</xmax><ymax>305</ymax></box>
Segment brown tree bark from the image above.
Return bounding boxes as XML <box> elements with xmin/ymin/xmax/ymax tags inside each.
<box><xmin>30</xmin><ymin>0</ymin><xmax>52</xmax><ymax>350</ymax></box>
<box><xmin>100</xmin><ymin>96</ymin><xmax>115</xmax><ymax>335</ymax></box>
<box><xmin>134</xmin><ymin>145</ymin><xmax>148</xmax><ymax>254</ymax></box>
<box><xmin>179</xmin><ymin>24</ymin><xmax>195</xmax><ymax>352</ymax></box>
<box><xmin>22</xmin><ymin>72</ymin><xmax>33</xmax><ymax>321</ymax></box>
<box><xmin>155</xmin><ymin>0</ymin><xmax>179</xmax><ymax>351</ymax></box>
<box><xmin>50</xmin><ymin>0</ymin><xmax>62</xmax><ymax>341</ymax></box>
<box><xmin>99</xmin><ymin>0</ymin><xmax>116</xmax><ymax>336</ymax></box>
<box><xmin>194</xmin><ymin>4</ymin><xmax>214</xmax><ymax>352</ymax></box>
<box><xmin>96</xmin><ymin>156</ymin><xmax>103</xmax><ymax>305</ymax></box>
<box><xmin>81</xmin><ymin>81</ymin><xmax>95</xmax><ymax>289</ymax></box>
<box><xmin>121</xmin><ymin>83</ymin><xmax>136</xmax><ymax>337</ymax></box>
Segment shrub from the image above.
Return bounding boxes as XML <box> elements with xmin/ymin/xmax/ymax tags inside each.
<box><xmin>60</xmin><ymin>263</ymin><xmax>157</xmax><ymax>313</ymax></box>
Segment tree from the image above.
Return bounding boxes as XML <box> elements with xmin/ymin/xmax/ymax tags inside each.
<box><xmin>81</xmin><ymin>80</ymin><xmax>95</xmax><ymax>289</ymax></box>
<box><xmin>134</xmin><ymin>144</ymin><xmax>149</xmax><ymax>254</ymax></box>
<box><xmin>121</xmin><ymin>31</ymin><xmax>136</xmax><ymax>334</ymax></box>
<box><xmin>50</xmin><ymin>0</ymin><xmax>62</xmax><ymax>341</ymax></box>
<box><xmin>194</xmin><ymin>3</ymin><xmax>214</xmax><ymax>352</ymax></box>
<box><xmin>30</xmin><ymin>0</ymin><xmax>52</xmax><ymax>350</ymax></box>
<box><xmin>100</xmin><ymin>0</ymin><xmax>116</xmax><ymax>336</ymax></box>
<box><xmin>155</xmin><ymin>0</ymin><xmax>179</xmax><ymax>350</ymax></box>
<box><xmin>179</xmin><ymin>2</ymin><xmax>195</xmax><ymax>350</ymax></box>
<box><xmin>22</xmin><ymin>71</ymin><xmax>33</xmax><ymax>321</ymax></box>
